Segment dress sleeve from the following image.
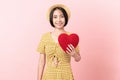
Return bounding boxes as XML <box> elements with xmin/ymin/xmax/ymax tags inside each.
<box><xmin>75</xmin><ymin>45</ymin><xmax>80</xmax><ymax>53</ymax></box>
<box><xmin>37</xmin><ymin>35</ymin><xmax>46</xmax><ymax>54</ymax></box>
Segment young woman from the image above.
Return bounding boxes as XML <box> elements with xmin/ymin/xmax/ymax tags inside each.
<box><xmin>37</xmin><ymin>4</ymin><xmax>81</xmax><ymax>80</ymax></box>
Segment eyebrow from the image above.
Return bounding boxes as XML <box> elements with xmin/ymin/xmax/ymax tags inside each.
<box><xmin>53</xmin><ymin>14</ymin><xmax>64</xmax><ymax>16</ymax></box>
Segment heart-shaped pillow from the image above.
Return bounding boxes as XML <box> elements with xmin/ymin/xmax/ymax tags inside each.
<box><xmin>58</xmin><ymin>33</ymin><xmax>79</xmax><ymax>53</ymax></box>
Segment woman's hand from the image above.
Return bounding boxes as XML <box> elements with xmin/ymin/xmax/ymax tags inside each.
<box><xmin>66</xmin><ymin>44</ymin><xmax>81</xmax><ymax>62</ymax></box>
<box><xmin>66</xmin><ymin>44</ymin><xmax>76</xmax><ymax>56</ymax></box>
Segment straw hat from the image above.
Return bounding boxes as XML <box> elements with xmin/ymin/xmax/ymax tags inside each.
<box><xmin>46</xmin><ymin>4</ymin><xmax>71</xmax><ymax>20</ymax></box>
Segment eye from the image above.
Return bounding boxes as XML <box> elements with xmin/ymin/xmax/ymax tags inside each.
<box><xmin>53</xmin><ymin>15</ymin><xmax>57</xmax><ymax>19</ymax></box>
<box><xmin>60</xmin><ymin>15</ymin><xmax>64</xmax><ymax>18</ymax></box>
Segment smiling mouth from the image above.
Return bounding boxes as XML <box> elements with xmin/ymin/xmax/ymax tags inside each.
<box><xmin>56</xmin><ymin>23</ymin><xmax>63</xmax><ymax>26</ymax></box>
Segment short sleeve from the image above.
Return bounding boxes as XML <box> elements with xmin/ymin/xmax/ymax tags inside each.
<box><xmin>37</xmin><ymin>35</ymin><xmax>46</xmax><ymax>54</ymax></box>
<box><xmin>75</xmin><ymin>45</ymin><xmax>80</xmax><ymax>53</ymax></box>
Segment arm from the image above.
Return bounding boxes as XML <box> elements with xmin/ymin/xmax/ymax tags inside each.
<box><xmin>38</xmin><ymin>53</ymin><xmax>46</xmax><ymax>80</ymax></box>
<box><xmin>72</xmin><ymin>52</ymin><xmax>81</xmax><ymax>62</ymax></box>
<box><xmin>66</xmin><ymin>44</ymin><xmax>81</xmax><ymax>62</ymax></box>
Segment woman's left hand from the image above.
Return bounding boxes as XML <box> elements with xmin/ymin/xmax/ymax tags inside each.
<box><xmin>66</xmin><ymin>44</ymin><xmax>81</xmax><ymax>62</ymax></box>
<box><xmin>66</xmin><ymin>44</ymin><xmax>76</xmax><ymax>57</ymax></box>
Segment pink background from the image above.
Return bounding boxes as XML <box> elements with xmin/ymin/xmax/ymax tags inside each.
<box><xmin>0</xmin><ymin>0</ymin><xmax>120</xmax><ymax>80</ymax></box>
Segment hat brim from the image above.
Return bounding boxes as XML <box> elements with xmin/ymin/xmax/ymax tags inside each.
<box><xmin>46</xmin><ymin>4</ymin><xmax>71</xmax><ymax>21</ymax></box>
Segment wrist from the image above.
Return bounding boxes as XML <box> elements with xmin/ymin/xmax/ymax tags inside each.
<box><xmin>71</xmin><ymin>52</ymin><xmax>76</xmax><ymax>57</ymax></box>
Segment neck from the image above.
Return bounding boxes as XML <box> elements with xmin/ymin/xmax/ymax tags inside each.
<box><xmin>52</xmin><ymin>28</ymin><xmax>66</xmax><ymax>36</ymax></box>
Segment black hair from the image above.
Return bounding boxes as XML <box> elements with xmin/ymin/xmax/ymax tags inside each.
<box><xmin>49</xmin><ymin>7</ymin><xmax>68</xmax><ymax>27</ymax></box>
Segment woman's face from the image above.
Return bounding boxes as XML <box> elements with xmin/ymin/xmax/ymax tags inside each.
<box><xmin>53</xmin><ymin>9</ymin><xmax>65</xmax><ymax>29</ymax></box>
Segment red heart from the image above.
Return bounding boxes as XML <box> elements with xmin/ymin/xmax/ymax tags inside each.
<box><xmin>58</xmin><ymin>33</ymin><xmax>79</xmax><ymax>53</ymax></box>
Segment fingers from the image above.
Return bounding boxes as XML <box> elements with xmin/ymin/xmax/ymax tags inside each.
<box><xmin>66</xmin><ymin>50</ymin><xmax>70</xmax><ymax>54</ymax></box>
<box><xmin>66</xmin><ymin>44</ymin><xmax>75</xmax><ymax>53</ymax></box>
<box><xmin>68</xmin><ymin>44</ymin><xmax>73</xmax><ymax>51</ymax></box>
<box><xmin>66</xmin><ymin>47</ymin><xmax>75</xmax><ymax>56</ymax></box>
<box><xmin>66</xmin><ymin>47</ymin><xmax>72</xmax><ymax>53</ymax></box>
<box><xmin>67</xmin><ymin>44</ymin><xmax>74</xmax><ymax>51</ymax></box>
<box><xmin>70</xmin><ymin>44</ymin><xmax>74</xmax><ymax>49</ymax></box>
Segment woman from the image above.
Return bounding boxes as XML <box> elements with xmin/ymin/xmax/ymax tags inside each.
<box><xmin>37</xmin><ymin>4</ymin><xmax>81</xmax><ymax>80</ymax></box>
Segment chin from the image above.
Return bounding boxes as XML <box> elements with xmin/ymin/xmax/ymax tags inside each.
<box><xmin>56</xmin><ymin>26</ymin><xmax>64</xmax><ymax>29</ymax></box>
<box><xmin>55</xmin><ymin>26</ymin><xmax>64</xmax><ymax>29</ymax></box>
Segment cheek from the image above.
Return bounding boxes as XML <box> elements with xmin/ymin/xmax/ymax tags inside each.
<box><xmin>63</xmin><ymin>19</ymin><xmax>66</xmax><ymax>24</ymax></box>
<box><xmin>53</xmin><ymin>19</ymin><xmax>56</xmax><ymax>23</ymax></box>
<box><xmin>62</xmin><ymin>18</ymin><xmax>65</xmax><ymax>23</ymax></box>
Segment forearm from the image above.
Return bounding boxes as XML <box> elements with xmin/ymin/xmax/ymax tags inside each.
<box><xmin>38</xmin><ymin>63</ymin><xmax>45</xmax><ymax>80</ymax></box>
<box><xmin>66</xmin><ymin>44</ymin><xmax>81</xmax><ymax>62</ymax></box>
<box><xmin>72</xmin><ymin>52</ymin><xmax>81</xmax><ymax>62</ymax></box>
<box><xmin>38</xmin><ymin>54</ymin><xmax>45</xmax><ymax>80</ymax></box>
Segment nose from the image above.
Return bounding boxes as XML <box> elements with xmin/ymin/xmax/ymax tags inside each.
<box><xmin>57</xmin><ymin>17</ymin><xmax>61</xmax><ymax>21</ymax></box>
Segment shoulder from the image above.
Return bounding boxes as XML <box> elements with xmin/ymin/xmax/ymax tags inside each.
<box><xmin>42</xmin><ymin>32</ymin><xmax>50</xmax><ymax>37</ymax></box>
<box><xmin>40</xmin><ymin>32</ymin><xmax>50</xmax><ymax>40</ymax></box>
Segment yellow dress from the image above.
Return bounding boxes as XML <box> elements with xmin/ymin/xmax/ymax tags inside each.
<box><xmin>37</xmin><ymin>32</ymin><xmax>79</xmax><ymax>80</ymax></box>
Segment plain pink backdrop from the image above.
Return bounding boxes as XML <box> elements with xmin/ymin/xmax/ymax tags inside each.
<box><xmin>0</xmin><ymin>0</ymin><xmax>120</xmax><ymax>80</ymax></box>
